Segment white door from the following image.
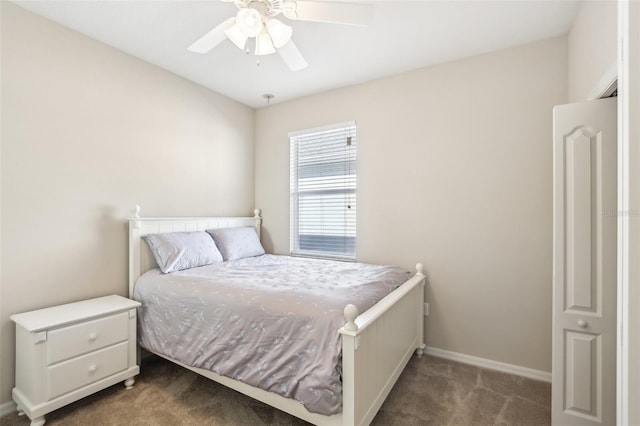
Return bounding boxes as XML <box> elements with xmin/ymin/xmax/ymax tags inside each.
<box><xmin>552</xmin><ymin>97</ymin><xmax>617</xmax><ymax>426</ymax></box>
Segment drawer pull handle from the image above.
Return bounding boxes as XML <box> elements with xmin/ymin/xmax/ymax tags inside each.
<box><xmin>88</xmin><ymin>332</ymin><xmax>98</xmax><ymax>342</ymax></box>
<box><xmin>577</xmin><ymin>320</ymin><xmax>588</xmax><ymax>328</ymax></box>
<box><xmin>88</xmin><ymin>364</ymin><xmax>97</xmax><ymax>374</ymax></box>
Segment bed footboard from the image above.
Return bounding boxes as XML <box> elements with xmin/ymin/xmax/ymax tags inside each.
<box><xmin>339</xmin><ymin>264</ymin><xmax>426</xmax><ymax>426</ymax></box>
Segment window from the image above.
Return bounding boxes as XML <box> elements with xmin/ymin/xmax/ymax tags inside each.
<box><xmin>290</xmin><ymin>121</ymin><xmax>357</xmax><ymax>260</ymax></box>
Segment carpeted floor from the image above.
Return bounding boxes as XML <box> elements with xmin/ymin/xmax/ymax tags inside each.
<box><xmin>1</xmin><ymin>354</ymin><xmax>550</xmax><ymax>426</ymax></box>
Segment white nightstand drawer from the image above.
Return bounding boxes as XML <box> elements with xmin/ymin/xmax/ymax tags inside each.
<box><xmin>47</xmin><ymin>312</ymin><xmax>128</xmax><ymax>364</ymax></box>
<box><xmin>47</xmin><ymin>341</ymin><xmax>128</xmax><ymax>400</ymax></box>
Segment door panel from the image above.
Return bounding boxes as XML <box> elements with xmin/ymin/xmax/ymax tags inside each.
<box><xmin>565</xmin><ymin>331</ymin><xmax>598</xmax><ymax>416</ymax></box>
<box><xmin>552</xmin><ymin>97</ymin><xmax>616</xmax><ymax>426</ymax></box>
<box><xmin>564</xmin><ymin>127</ymin><xmax>598</xmax><ymax>313</ymax></box>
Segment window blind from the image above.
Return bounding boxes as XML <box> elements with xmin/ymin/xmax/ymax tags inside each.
<box><xmin>290</xmin><ymin>121</ymin><xmax>357</xmax><ymax>260</ymax></box>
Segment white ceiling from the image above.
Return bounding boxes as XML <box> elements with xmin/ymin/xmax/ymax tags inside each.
<box><xmin>12</xmin><ymin>0</ymin><xmax>580</xmax><ymax>108</ymax></box>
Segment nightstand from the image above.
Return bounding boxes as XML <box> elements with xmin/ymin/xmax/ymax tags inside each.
<box><xmin>11</xmin><ymin>295</ymin><xmax>141</xmax><ymax>426</ymax></box>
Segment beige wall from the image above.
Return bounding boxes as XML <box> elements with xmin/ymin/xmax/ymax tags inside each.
<box><xmin>255</xmin><ymin>37</ymin><xmax>567</xmax><ymax>373</ymax></box>
<box><xmin>0</xmin><ymin>3</ymin><xmax>255</xmax><ymax>404</ymax></box>
<box><xmin>568</xmin><ymin>0</ymin><xmax>617</xmax><ymax>102</ymax></box>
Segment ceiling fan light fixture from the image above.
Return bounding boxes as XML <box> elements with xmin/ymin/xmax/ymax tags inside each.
<box><xmin>236</xmin><ymin>8</ymin><xmax>263</xmax><ymax>37</ymax></box>
<box><xmin>266</xmin><ymin>19</ymin><xmax>292</xmax><ymax>48</ymax></box>
<box><xmin>224</xmin><ymin>20</ymin><xmax>249</xmax><ymax>50</ymax></box>
<box><xmin>224</xmin><ymin>25</ymin><xmax>249</xmax><ymax>50</ymax></box>
<box><xmin>255</xmin><ymin>28</ymin><xmax>276</xmax><ymax>55</ymax></box>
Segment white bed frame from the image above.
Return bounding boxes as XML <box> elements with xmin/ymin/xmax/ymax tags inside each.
<box><xmin>128</xmin><ymin>207</ymin><xmax>426</xmax><ymax>426</ymax></box>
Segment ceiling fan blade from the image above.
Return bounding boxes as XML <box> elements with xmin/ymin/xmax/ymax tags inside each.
<box><xmin>278</xmin><ymin>40</ymin><xmax>308</xmax><ymax>71</ymax></box>
<box><xmin>188</xmin><ymin>18</ymin><xmax>235</xmax><ymax>54</ymax></box>
<box><xmin>285</xmin><ymin>1</ymin><xmax>373</xmax><ymax>26</ymax></box>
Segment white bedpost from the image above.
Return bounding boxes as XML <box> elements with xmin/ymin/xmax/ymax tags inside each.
<box><xmin>343</xmin><ymin>304</ymin><xmax>359</xmax><ymax>332</ymax></box>
<box><xmin>131</xmin><ymin>205</ymin><xmax>141</xmax><ymax>229</ymax></box>
<box><xmin>341</xmin><ymin>304</ymin><xmax>359</xmax><ymax>426</ymax></box>
<box><xmin>253</xmin><ymin>208</ymin><xmax>262</xmax><ymax>239</ymax></box>
<box><xmin>415</xmin><ymin>263</ymin><xmax>426</xmax><ymax>357</ymax></box>
<box><xmin>129</xmin><ymin>205</ymin><xmax>143</xmax><ymax>367</ymax></box>
<box><xmin>128</xmin><ymin>205</ymin><xmax>143</xmax><ymax>299</ymax></box>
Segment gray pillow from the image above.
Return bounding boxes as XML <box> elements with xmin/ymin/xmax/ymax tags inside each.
<box><xmin>142</xmin><ymin>231</ymin><xmax>223</xmax><ymax>273</ymax></box>
<box><xmin>206</xmin><ymin>227</ymin><xmax>265</xmax><ymax>261</ymax></box>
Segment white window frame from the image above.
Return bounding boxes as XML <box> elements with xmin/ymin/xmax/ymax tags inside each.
<box><xmin>289</xmin><ymin>121</ymin><xmax>357</xmax><ymax>261</ymax></box>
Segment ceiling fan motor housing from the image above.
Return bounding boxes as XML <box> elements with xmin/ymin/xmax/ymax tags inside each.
<box><xmin>237</xmin><ymin>0</ymin><xmax>287</xmax><ymax>18</ymax></box>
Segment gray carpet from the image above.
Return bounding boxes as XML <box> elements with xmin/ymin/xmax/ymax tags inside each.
<box><xmin>1</xmin><ymin>354</ymin><xmax>550</xmax><ymax>425</ymax></box>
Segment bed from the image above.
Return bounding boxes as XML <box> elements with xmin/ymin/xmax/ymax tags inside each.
<box><xmin>128</xmin><ymin>208</ymin><xmax>425</xmax><ymax>426</ymax></box>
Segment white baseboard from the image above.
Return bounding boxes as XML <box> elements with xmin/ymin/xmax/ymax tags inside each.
<box><xmin>0</xmin><ymin>400</ymin><xmax>16</xmax><ymax>418</ymax></box>
<box><xmin>424</xmin><ymin>346</ymin><xmax>552</xmax><ymax>383</ymax></box>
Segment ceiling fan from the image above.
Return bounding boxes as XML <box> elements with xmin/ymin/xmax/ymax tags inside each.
<box><xmin>187</xmin><ymin>0</ymin><xmax>373</xmax><ymax>71</ymax></box>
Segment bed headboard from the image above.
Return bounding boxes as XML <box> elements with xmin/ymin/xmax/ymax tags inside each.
<box><xmin>128</xmin><ymin>206</ymin><xmax>262</xmax><ymax>298</ymax></box>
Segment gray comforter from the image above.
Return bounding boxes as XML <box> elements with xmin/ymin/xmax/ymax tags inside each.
<box><xmin>134</xmin><ymin>254</ymin><xmax>409</xmax><ymax>415</ymax></box>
